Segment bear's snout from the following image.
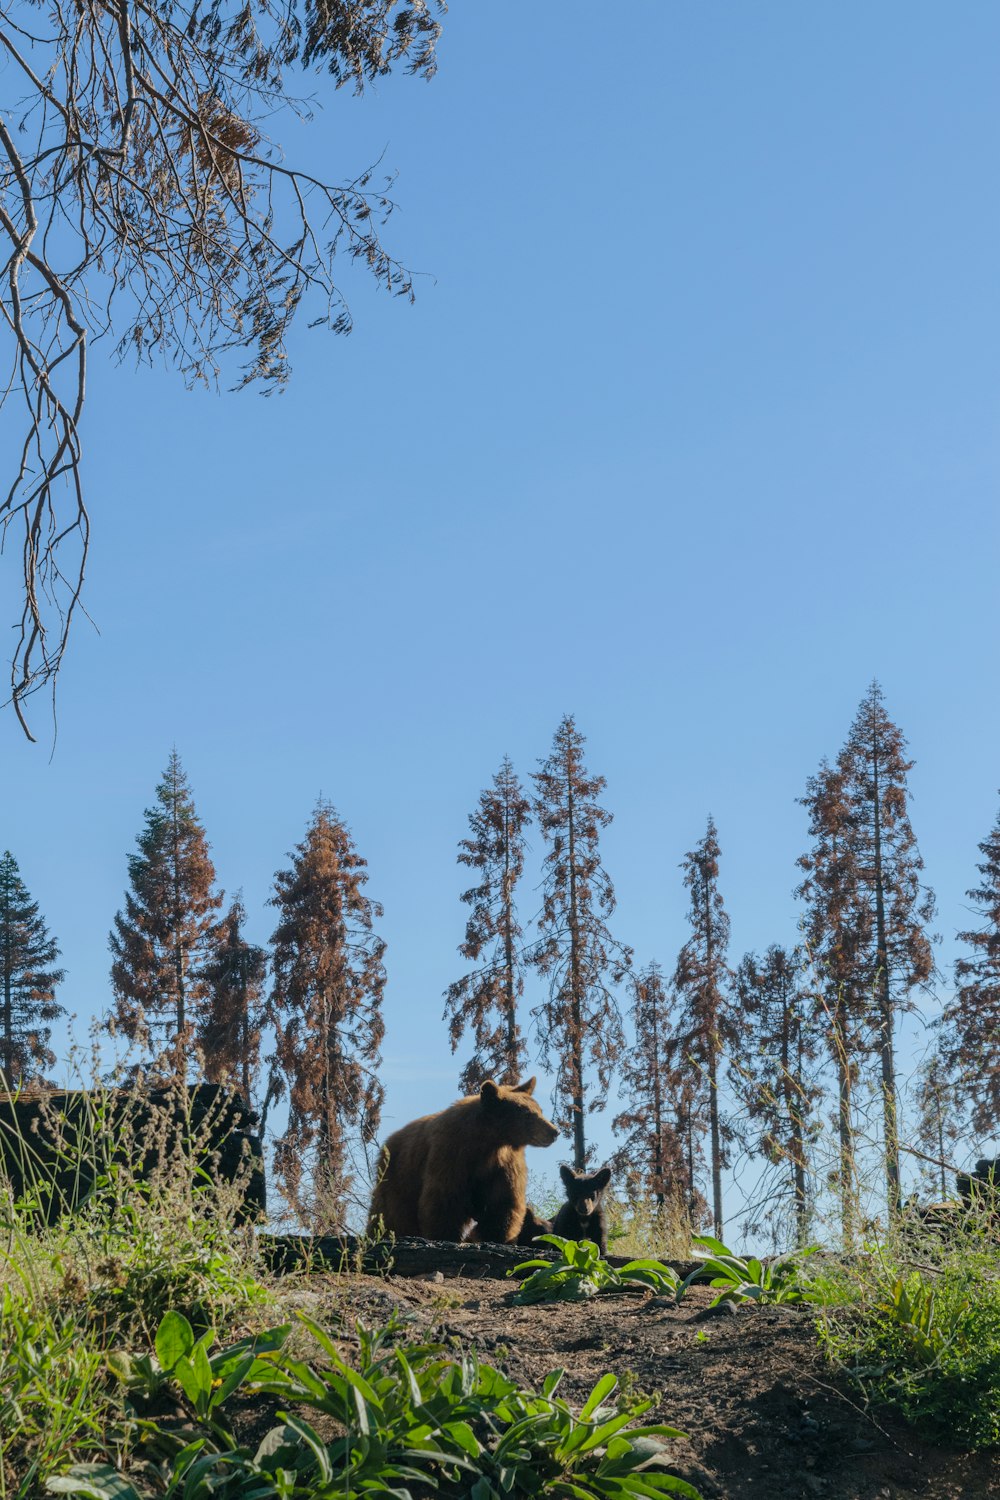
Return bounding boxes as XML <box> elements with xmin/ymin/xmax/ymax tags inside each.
<box><xmin>531</xmin><ymin>1116</ymin><xmax>559</xmax><ymax>1147</ymax></box>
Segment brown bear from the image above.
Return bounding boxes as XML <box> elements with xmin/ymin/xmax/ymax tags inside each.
<box><xmin>367</xmin><ymin>1077</ymin><xmax>559</xmax><ymax>1243</ymax></box>
<box><xmin>551</xmin><ymin>1163</ymin><xmax>612</xmax><ymax>1254</ymax></box>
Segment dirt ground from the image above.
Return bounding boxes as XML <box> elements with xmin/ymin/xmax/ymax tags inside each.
<box><xmin>281</xmin><ymin>1268</ymin><xmax>1000</xmax><ymax>1500</ymax></box>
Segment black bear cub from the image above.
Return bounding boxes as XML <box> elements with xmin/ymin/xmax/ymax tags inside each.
<box><xmin>551</xmin><ymin>1164</ymin><xmax>612</xmax><ymax>1255</ymax></box>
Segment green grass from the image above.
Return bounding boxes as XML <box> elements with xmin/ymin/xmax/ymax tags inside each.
<box><xmin>818</xmin><ymin>1219</ymin><xmax>1000</xmax><ymax>1450</ymax></box>
<box><xmin>0</xmin><ymin>1090</ymin><xmax>703</xmax><ymax>1498</ymax></box>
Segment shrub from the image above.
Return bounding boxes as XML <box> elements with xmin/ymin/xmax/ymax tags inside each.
<box><xmin>511</xmin><ymin>1235</ymin><xmax>680</xmax><ymax>1304</ymax></box>
<box><xmin>49</xmin><ymin>1310</ymin><xmax>704</xmax><ymax>1499</ymax></box>
<box><xmin>819</xmin><ymin>1244</ymin><xmax>1000</xmax><ymax>1449</ymax></box>
<box><xmin>677</xmin><ymin>1237</ymin><xmax>822</xmax><ymax>1308</ymax></box>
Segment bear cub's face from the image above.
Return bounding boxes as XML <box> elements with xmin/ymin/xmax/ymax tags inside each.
<box><xmin>479</xmin><ymin>1077</ymin><xmax>559</xmax><ymax>1148</ymax></box>
<box><xmin>559</xmin><ymin>1163</ymin><xmax>612</xmax><ymax>1220</ymax></box>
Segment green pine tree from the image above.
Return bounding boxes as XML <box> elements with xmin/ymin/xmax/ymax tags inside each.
<box><xmin>108</xmin><ymin>750</ymin><xmax>223</xmax><ymax>1074</ymax></box>
<box><xmin>0</xmin><ymin>851</ymin><xmax>65</xmax><ymax>1086</ymax></box>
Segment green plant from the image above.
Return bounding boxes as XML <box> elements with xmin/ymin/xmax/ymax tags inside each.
<box><xmin>0</xmin><ymin>1287</ymin><xmax>120</xmax><ymax>1500</ymax></box>
<box><xmin>48</xmin><ymin>1310</ymin><xmax>703</xmax><ymax>1498</ymax></box>
<box><xmin>819</xmin><ymin>1250</ymin><xmax>1000</xmax><ymax>1449</ymax></box>
<box><xmin>676</xmin><ymin>1237</ymin><xmax>821</xmax><ymax>1307</ymax></box>
<box><xmin>510</xmin><ymin>1235</ymin><xmax>680</xmax><ymax>1304</ymax></box>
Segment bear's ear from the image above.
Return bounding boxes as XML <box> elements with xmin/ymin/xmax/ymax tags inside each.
<box><xmin>559</xmin><ymin>1164</ymin><xmax>576</xmax><ymax>1190</ymax></box>
<box><xmin>592</xmin><ymin>1166</ymin><xmax>612</xmax><ymax>1192</ymax></box>
<box><xmin>480</xmin><ymin>1080</ymin><xmax>500</xmax><ymax>1103</ymax></box>
<box><xmin>513</xmin><ymin>1076</ymin><xmax>537</xmax><ymax>1095</ymax></box>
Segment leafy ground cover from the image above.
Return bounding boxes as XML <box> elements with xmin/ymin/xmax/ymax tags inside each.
<box><xmin>4</xmin><ymin>1094</ymin><xmax>1000</xmax><ymax>1498</ymax></box>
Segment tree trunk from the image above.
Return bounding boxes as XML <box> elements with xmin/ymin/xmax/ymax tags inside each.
<box><xmin>704</xmin><ymin>881</ymin><xmax>723</xmax><ymax>1239</ymax></box>
<box><xmin>566</xmin><ymin>751</ymin><xmax>586</xmax><ymax>1169</ymax></box>
<box><xmin>171</xmin><ymin>776</ymin><xmax>186</xmax><ymax>1071</ymax></box>
<box><xmin>651</xmin><ymin>987</ymin><xmax>664</xmax><ymax>1206</ymax></box>
<box><xmin>502</xmin><ymin>796</ymin><xmax>518</xmax><ymax>1074</ymax></box>
<box><xmin>834</xmin><ymin>1001</ymin><xmax>856</xmax><ymax>1249</ymax></box>
<box><xmin>790</xmin><ymin>998</ymin><xmax>807</xmax><ymax>1246</ymax></box>
<box><xmin>871</xmin><ymin>738</ymin><xmax>901</xmax><ymax>1220</ymax></box>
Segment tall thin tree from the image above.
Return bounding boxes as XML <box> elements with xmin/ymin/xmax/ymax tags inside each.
<box><xmin>797</xmin><ymin>758</ymin><xmax>871</xmax><ymax>1245</ymax></box>
<box><xmin>267</xmin><ymin>800</ymin><xmax>386</xmax><ymax>1228</ymax></box>
<box><xmin>443</xmin><ymin>756</ymin><xmax>531</xmax><ymax>1091</ymax></box>
<box><xmin>838</xmin><ymin>681</ymin><xmax>936</xmax><ymax>1220</ymax></box>
<box><xmin>612</xmin><ymin>962</ymin><xmax>690</xmax><ymax>1213</ymax></box>
<box><xmin>941</xmin><ymin>793</ymin><xmax>1000</xmax><ymax>1136</ymax></box>
<box><xmin>200</xmin><ymin>895</ymin><xmax>268</xmax><ymax>1106</ymax></box>
<box><xmin>672</xmin><ymin>816</ymin><xmax>735</xmax><ymax>1239</ymax></box>
<box><xmin>733</xmin><ymin>945</ymin><xmax>822</xmax><ymax>1246</ymax></box>
<box><xmin>531</xmin><ymin>715</ymin><xmax>632</xmax><ymax>1168</ymax></box>
<box><xmin>0</xmin><ymin>852</ymin><xmax>65</xmax><ymax>1086</ymax></box>
<box><xmin>108</xmin><ymin>750</ymin><xmax>223</xmax><ymax>1074</ymax></box>
<box><xmin>913</xmin><ymin>1051</ymin><xmax>965</xmax><ymax>1202</ymax></box>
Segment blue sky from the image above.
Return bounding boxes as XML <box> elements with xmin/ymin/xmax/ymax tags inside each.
<box><xmin>3</xmin><ymin>3</ymin><xmax>999</xmax><ymax>1234</ymax></box>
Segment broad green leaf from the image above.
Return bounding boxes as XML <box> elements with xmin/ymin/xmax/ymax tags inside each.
<box><xmin>442</xmin><ymin>1419</ymin><xmax>480</xmax><ymax>1457</ymax></box>
<box><xmin>46</xmin><ymin>1467</ymin><xmax>143</xmax><ymax>1500</ymax></box>
<box><xmin>580</xmin><ymin>1373</ymin><xmax>618</xmax><ymax>1421</ymax></box>
<box><xmin>281</xmin><ymin>1413</ymin><xmax>333</xmax><ymax>1482</ymax></box>
<box><xmin>155</xmin><ymin>1310</ymin><xmax>194</xmax><ymax>1372</ymax></box>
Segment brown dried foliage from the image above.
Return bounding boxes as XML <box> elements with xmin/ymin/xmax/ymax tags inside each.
<box><xmin>199</xmin><ymin>893</ymin><xmax>267</xmax><ymax>1105</ymax></box>
<box><xmin>0</xmin><ymin>0</ymin><xmax>445</xmax><ymax>734</ymax></box>
<box><xmin>612</xmin><ymin>962</ymin><xmax>695</xmax><ymax>1221</ymax></box>
<box><xmin>443</xmin><ymin>755</ymin><xmax>531</xmax><ymax>1093</ymax></box>
<box><xmin>266</xmin><ymin>798</ymin><xmax>386</xmax><ymax>1229</ymax></box>
<box><xmin>797</xmin><ymin>757</ymin><xmax>870</xmax><ymax>1243</ymax></box>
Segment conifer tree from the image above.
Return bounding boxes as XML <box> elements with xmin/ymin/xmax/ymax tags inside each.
<box><xmin>0</xmin><ymin>852</ymin><xmax>65</xmax><ymax>1085</ymax></box>
<box><xmin>941</xmin><ymin>794</ymin><xmax>1000</xmax><ymax>1135</ymax></box>
<box><xmin>531</xmin><ymin>715</ymin><xmax>632</xmax><ymax>1168</ymax></box>
<box><xmin>733</xmin><ymin>945</ymin><xmax>822</xmax><ymax>1246</ymax></box>
<box><xmin>200</xmin><ymin>896</ymin><xmax>268</xmax><ymax>1105</ymax></box>
<box><xmin>108</xmin><ymin>751</ymin><xmax>223</xmax><ymax>1074</ymax></box>
<box><xmin>796</xmin><ymin>758</ymin><xmax>871</xmax><ymax>1245</ymax></box>
<box><xmin>443</xmin><ymin>757</ymin><xmax>531</xmax><ymax>1092</ymax></box>
<box><xmin>837</xmin><ymin>681</ymin><xmax>936</xmax><ymax>1220</ymax></box>
<box><xmin>913</xmin><ymin>1052</ymin><xmax>965</xmax><ymax>1201</ymax></box>
<box><xmin>267</xmin><ymin>801</ymin><xmax>386</xmax><ymax>1228</ymax></box>
<box><xmin>612</xmin><ymin>963</ymin><xmax>690</xmax><ymax>1212</ymax></box>
<box><xmin>672</xmin><ymin>816</ymin><xmax>735</xmax><ymax>1238</ymax></box>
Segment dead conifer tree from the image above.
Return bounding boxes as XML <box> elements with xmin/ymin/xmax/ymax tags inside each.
<box><xmin>612</xmin><ymin>962</ymin><xmax>690</xmax><ymax>1215</ymax></box>
<box><xmin>443</xmin><ymin>756</ymin><xmax>531</xmax><ymax>1092</ymax></box>
<box><xmin>941</xmin><ymin>793</ymin><xmax>1000</xmax><ymax>1136</ymax></box>
<box><xmin>672</xmin><ymin>816</ymin><xmax>735</xmax><ymax>1239</ymax></box>
<box><xmin>266</xmin><ymin>800</ymin><xmax>386</xmax><ymax>1229</ymax></box>
<box><xmin>108</xmin><ymin>750</ymin><xmax>223</xmax><ymax>1076</ymax></box>
<box><xmin>797</xmin><ymin>758</ymin><xmax>870</xmax><ymax>1245</ymax></box>
<box><xmin>913</xmin><ymin>1051</ymin><xmax>965</xmax><ymax>1201</ymax></box>
<box><xmin>531</xmin><ymin>715</ymin><xmax>632</xmax><ymax>1169</ymax></box>
<box><xmin>200</xmin><ymin>895</ymin><xmax>268</xmax><ymax>1106</ymax></box>
<box><xmin>838</xmin><ymin>681</ymin><xmax>936</xmax><ymax>1221</ymax></box>
<box><xmin>0</xmin><ymin>0</ymin><xmax>445</xmax><ymax>732</ymax></box>
<box><xmin>733</xmin><ymin>945</ymin><xmax>822</xmax><ymax>1246</ymax></box>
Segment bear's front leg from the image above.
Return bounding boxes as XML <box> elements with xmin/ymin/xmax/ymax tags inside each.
<box><xmin>416</xmin><ymin>1187</ymin><xmax>473</xmax><ymax>1243</ymax></box>
<box><xmin>472</xmin><ymin>1198</ymin><xmax>526</xmax><ymax>1245</ymax></box>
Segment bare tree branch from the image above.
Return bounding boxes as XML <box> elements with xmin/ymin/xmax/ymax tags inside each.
<box><xmin>0</xmin><ymin>0</ymin><xmax>444</xmax><ymax>735</ymax></box>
